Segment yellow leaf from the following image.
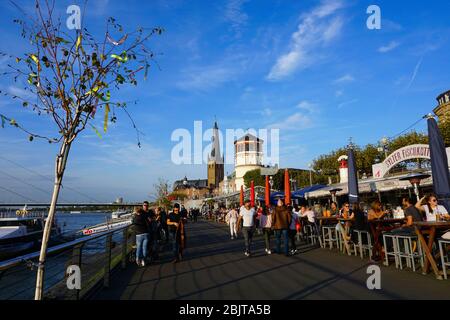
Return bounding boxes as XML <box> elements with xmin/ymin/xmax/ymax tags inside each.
<box><xmin>76</xmin><ymin>34</ymin><xmax>82</xmax><ymax>51</ymax></box>
<box><xmin>104</xmin><ymin>104</ymin><xmax>110</xmax><ymax>133</ymax></box>
<box><xmin>30</xmin><ymin>54</ymin><xmax>41</xmax><ymax>71</ymax></box>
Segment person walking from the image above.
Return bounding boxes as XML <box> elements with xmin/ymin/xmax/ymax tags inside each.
<box><xmin>272</xmin><ymin>199</ymin><xmax>291</xmax><ymax>256</ymax></box>
<box><xmin>237</xmin><ymin>199</ymin><xmax>256</xmax><ymax>257</ymax></box>
<box><xmin>132</xmin><ymin>206</ymin><xmax>150</xmax><ymax>267</ymax></box>
<box><xmin>167</xmin><ymin>203</ymin><xmax>187</xmax><ymax>263</ymax></box>
<box><xmin>289</xmin><ymin>206</ymin><xmax>299</xmax><ymax>255</ymax></box>
<box><xmin>258</xmin><ymin>204</ymin><xmax>273</xmax><ymax>255</ymax></box>
<box><xmin>226</xmin><ymin>206</ymin><xmax>239</xmax><ymax>239</ymax></box>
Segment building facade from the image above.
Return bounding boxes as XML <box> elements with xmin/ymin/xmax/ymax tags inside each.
<box><xmin>434</xmin><ymin>89</ymin><xmax>450</xmax><ymax>123</ymax></box>
<box><xmin>234</xmin><ymin>133</ymin><xmax>264</xmax><ymax>190</ymax></box>
<box><xmin>207</xmin><ymin>121</ymin><xmax>225</xmax><ymax>189</ymax></box>
<box><xmin>172</xmin><ymin>177</ymin><xmax>210</xmax><ymax>200</ymax></box>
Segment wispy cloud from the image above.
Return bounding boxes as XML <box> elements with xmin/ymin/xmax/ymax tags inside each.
<box><xmin>405</xmin><ymin>57</ymin><xmax>423</xmax><ymax>91</ymax></box>
<box><xmin>333</xmin><ymin>74</ymin><xmax>354</xmax><ymax>83</ymax></box>
<box><xmin>266</xmin><ymin>1</ymin><xmax>344</xmax><ymax>81</ymax></box>
<box><xmin>337</xmin><ymin>99</ymin><xmax>358</xmax><ymax>109</ymax></box>
<box><xmin>297</xmin><ymin>100</ymin><xmax>318</xmax><ymax>113</ymax></box>
<box><xmin>335</xmin><ymin>90</ymin><xmax>344</xmax><ymax>97</ymax></box>
<box><xmin>177</xmin><ymin>65</ymin><xmax>236</xmax><ymax>91</ymax></box>
<box><xmin>378</xmin><ymin>41</ymin><xmax>400</xmax><ymax>53</ymax></box>
<box><xmin>268</xmin><ymin>112</ymin><xmax>313</xmax><ymax>131</ymax></box>
<box><xmin>7</xmin><ymin>86</ymin><xmax>36</xmax><ymax>100</ymax></box>
<box><xmin>224</xmin><ymin>0</ymin><xmax>249</xmax><ymax>38</ymax></box>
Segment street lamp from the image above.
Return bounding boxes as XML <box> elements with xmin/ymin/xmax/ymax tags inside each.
<box><xmin>269</xmin><ymin>176</ymin><xmax>273</xmax><ymax>190</ymax></box>
<box><xmin>399</xmin><ymin>173</ymin><xmax>431</xmax><ymax>202</ymax></box>
<box><xmin>379</xmin><ymin>137</ymin><xmax>389</xmax><ymax>159</ymax></box>
<box><xmin>308</xmin><ymin>163</ymin><xmax>313</xmax><ymax>186</ymax></box>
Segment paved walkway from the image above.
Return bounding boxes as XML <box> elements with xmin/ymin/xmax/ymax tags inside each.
<box><xmin>93</xmin><ymin>220</ymin><xmax>450</xmax><ymax>300</ymax></box>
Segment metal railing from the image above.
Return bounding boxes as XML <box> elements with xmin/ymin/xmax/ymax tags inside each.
<box><xmin>0</xmin><ymin>224</ymin><xmax>134</xmax><ymax>300</ymax></box>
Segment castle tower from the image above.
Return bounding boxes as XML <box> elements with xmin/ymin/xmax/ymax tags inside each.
<box><xmin>234</xmin><ymin>133</ymin><xmax>264</xmax><ymax>190</ymax></box>
<box><xmin>434</xmin><ymin>90</ymin><xmax>450</xmax><ymax>123</ymax></box>
<box><xmin>207</xmin><ymin>121</ymin><xmax>224</xmax><ymax>189</ymax></box>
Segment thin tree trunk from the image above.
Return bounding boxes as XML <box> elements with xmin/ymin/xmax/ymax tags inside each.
<box><xmin>34</xmin><ymin>140</ymin><xmax>71</xmax><ymax>300</ymax></box>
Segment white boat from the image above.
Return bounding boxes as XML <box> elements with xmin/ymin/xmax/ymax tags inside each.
<box><xmin>70</xmin><ymin>211</ymin><xmax>82</xmax><ymax>214</ymax></box>
<box><xmin>111</xmin><ymin>209</ymin><xmax>129</xmax><ymax>219</ymax></box>
<box><xmin>0</xmin><ymin>206</ymin><xmax>60</xmax><ymax>260</ymax></box>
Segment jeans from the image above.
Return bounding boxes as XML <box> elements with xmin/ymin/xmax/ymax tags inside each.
<box><xmin>242</xmin><ymin>226</ymin><xmax>254</xmax><ymax>252</ymax></box>
<box><xmin>288</xmin><ymin>229</ymin><xmax>297</xmax><ymax>250</ymax></box>
<box><xmin>136</xmin><ymin>233</ymin><xmax>149</xmax><ymax>261</ymax></box>
<box><xmin>263</xmin><ymin>228</ymin><xmax>272</xmax><ymax>250</ymax></box>
<box><xmin>274</xmin><ymin>229</ymin><xmax>289</xmax><ymax>255</ymax></box>
<box><xmin>171</xmin><ymin>232</ymin><xmax>179</xmax><ymax>258</ymax></box>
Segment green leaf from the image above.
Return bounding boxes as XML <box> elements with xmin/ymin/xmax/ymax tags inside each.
<box><xmin>91</xmin><ymin>125</ymin><xmax>103</xmax><ymax>139</ymax></box>
<box><xmin>28</xmin><ymin>135</ymin><xmax>34</xmax><ymax>142</ymax></box>
<box><xmin>0</xmin><ymin>115</ymin><xmax>5</xmax><ymax>128</ymax></box>
<box><xmin>104</xmin><ymin>104</ymin><xmax>110</xmax><ymax>133</ymax></box>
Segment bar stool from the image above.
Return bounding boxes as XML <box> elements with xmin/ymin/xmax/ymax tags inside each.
<box><xmin>439</xmin><ymin>239</ymin><xmax>450</xmax><ymax>280</ymax></box>
<box><xmin>322</xmin><ymin>225</ymin><xmax>339</xmax><ymax>250</ymax></box>
<box><xmin>353</xmin><ymin>230</ymin><xmax>373</xmax><ymax>259</ymax></box>
<box><xmin>305</xmin><ymin>224</ymin><xmax>314</xmax><ymax>244</ymax></box>
<box><xmin>382</xmin><ymin>233</ymin><xmax>399</xmax><ymax>267</ymax></box>
<box><xmin>396</xmin><ymin>234</ymin><xmax>424</xmax><ymax>272</ymax></box>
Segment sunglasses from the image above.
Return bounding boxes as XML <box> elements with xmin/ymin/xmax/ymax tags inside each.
<box><xmin>431</xmin><ymin>199</ymin><xmax>437</xmax><ymax>202</ymax></box>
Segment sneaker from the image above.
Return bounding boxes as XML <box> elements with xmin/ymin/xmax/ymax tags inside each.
<box><xmin>231</xmin><ymin>236</ymin><xmax>234</xmax><ymax>240</ymax></box>
<box><xmin>136</xmin><ymin>259</ymin><xmax>141</xmax><ymax>266</ymax></box>
<box><xmin>141</xmin><ymin>260</ymin><xmax>146</xmax><ymax>267</ymax></box>
<box><xmin>266</xmin><ymin>249</ymin><xmax>272</xmax><ymax>255</ymax></box>
<box><xmin>244</xmin><ymin>251</ymin><xmax>250</xmax><ymax>257</ymax></box>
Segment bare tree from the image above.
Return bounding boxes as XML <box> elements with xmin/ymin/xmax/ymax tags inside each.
<box><xmin>152</xmin><ymin>178</ymin><xmax>171</xmax><ymax>209</ymax></box>
<box><xmin>0</xmin><ymin>0</ymin><xmax>162</xmax><ymax>300</ymax></box>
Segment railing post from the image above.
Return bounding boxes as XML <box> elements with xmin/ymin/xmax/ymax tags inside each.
<box><xmin>71</xmin><ymin>244</ymin><xmax>83</xmax><ymax>300</ymax></box>
<box><xmin>121</xmin><ymin>228</ymin><xmax>128</xmax><ymax>269</ymax></box>
<box><xmin>104</xmin><ymin>234</ymin><xmax>113</xmax><ymax>288</ymax></box>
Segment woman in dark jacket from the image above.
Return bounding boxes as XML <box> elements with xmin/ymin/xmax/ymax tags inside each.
<box><xmin>132</xmin><ymin>207</ymin><xmax>150</xmax><ymax>267</ymax></box>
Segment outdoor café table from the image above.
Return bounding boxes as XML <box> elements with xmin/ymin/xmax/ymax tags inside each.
<box><xmin>316</xmin><ymin>216</ymin><xmax>338</xmax><ymax>226</ymax></box>
<box><xmin>414</xmin><ymin>221</ymin><xmax>450</xmax><ymax>280</ymax></box>
<box><xmin>368</xmin><ymin>218</ymin><xmax>405</xmax><ymax>262</ymax></box>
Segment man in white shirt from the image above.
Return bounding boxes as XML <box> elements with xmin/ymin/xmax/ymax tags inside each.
<box><xmin>237</xmin><ymin>199</ymin><xmax>256</xmax><ymax>257</ymax></box>
<box><xmin>226</xmin><ymin>206</ymin><xmax>239</xmax><ymax>240</ymax></box>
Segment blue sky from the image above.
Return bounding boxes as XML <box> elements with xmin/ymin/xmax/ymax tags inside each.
<box><xmin>1</xmin><ymin>0</ymin><xmax>450</xmax><ymax>203</ymax></box>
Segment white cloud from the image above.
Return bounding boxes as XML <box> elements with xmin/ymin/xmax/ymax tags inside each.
<box><xmin>225</xmin><ymin>0</ymin><xmax>249</xmax><ymax>37</ymax></box>
<box><xmin>405</xmin><ymin>57</ymin><xmax>423</xmax><ymax>91</ymax></box>
<box><xmin>266</xmin><ymin>1</ymin><xmax>344</xmax><ymax>81</ymax></box>
<box><xmin>335</xmin><ymin>90</ymin><xmax>344</xmax><ymax>97</ymax></box>
<box><xmin>337</xmin><ymin>99</ymin><xmax>358</xmax><ymax>109</ymax></box>
<box><xmin>177</xmin><ymin>65</ymin><xmax>236</xmax><ymax>91</ymax></box>
<box><xmin>334</xmin><ymin>74</ymin><xmax>354</xmax><ymax>83</ymax></box>
<box><xmin>7</xmin><ymin>86</ymin><xmax>36</xmax><ymax>101</ymax></box>
<box><xmin>268</xmin><ymin>112</ymin><xmax>313</xmax><ymax>131</ymax></box>
<box><xmin>297</xmin><ymin>100</ymin><xmax>318</xmax><ymax>113</ymax></box>
<box><xmin>378</xmin><ymin>41</ymin><xmax>400</xmax><ymax>53</ymax></box>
